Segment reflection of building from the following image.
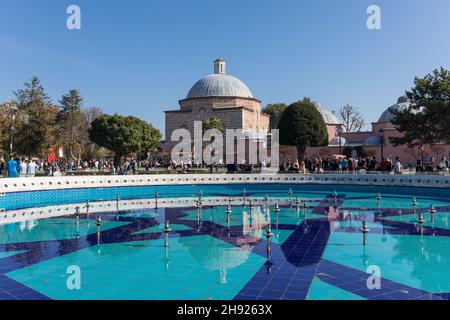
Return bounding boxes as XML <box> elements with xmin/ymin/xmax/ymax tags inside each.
<box><xmin>241</xmin><ymin>206</ymin><xmax>270</xmax><ymax>235</ymax></box>
<box><xmin>164</xmin><ymin>59</ymin><xmax>269</xmax><ymax>146</ymax></box>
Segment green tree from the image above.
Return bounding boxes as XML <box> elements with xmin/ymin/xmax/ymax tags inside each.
<box><xmin>80</xmin><ymin>106</ymin><xmax>103</xmax><ymax>159</ymax></box>
<box><xmin>202</xmin><ymin>117</ymin><xmax>224</xmax><ymax>133</ymax></box>
<box><xmin>390</xmin><ymin>67</ymin><xmax>450</xmax><ymax>150</ymax></box>
<box><xmin>13</xmin><ymin>76</ymin><xmax>56</xmax><ymax>158</ymax></box>
<box><xmin>262</xmin><ymin>103</ymin><xmax>287</xmax><ymax>129</ymax></box>
<box><xmin>88</xmin><ymin>114</ymin><xmax>161</xmax><ymax>166</ymax></box>
<box><xmin>0</xmin><ymin>101</ymin><xmax>14</xmax><ymax>156</ymax></box>
<box><xmin>279</xmin><ymin>98</ymin><xmax>328</xmax><ymax>161</ymax></box>
<box><xmin>57</xmin><ymin>89</ymin><xmax>86</xmax><ymax>161</ymax></box>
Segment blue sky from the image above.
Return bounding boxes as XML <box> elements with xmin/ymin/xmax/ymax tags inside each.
<box><xmin>1</xmin><ymin>0</ymin><xmax>449</xmax><ymax>136</ymax></box>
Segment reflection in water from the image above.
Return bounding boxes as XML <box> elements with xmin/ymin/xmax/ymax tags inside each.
<box><xmin>178</xmin><ymin>235</ymin><xmax>251</xmax><ymax>285</ymax></box>
<box><xmin>361</xmin><ymin>246</ymin><xmax>369</xmax><ymax>267</ymax></box>
<box><xmin>390</xmin><ymin>231</ymin><xmax>450</xmax><ymax>292</ymax></box>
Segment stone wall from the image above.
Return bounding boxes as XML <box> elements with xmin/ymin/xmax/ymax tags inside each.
<box><xmin>165</xmin><ymin>96</ymin><xmax>269</xmax><ymax>140</ymax></box>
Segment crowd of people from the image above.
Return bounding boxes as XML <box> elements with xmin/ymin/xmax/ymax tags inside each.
<box><xmin>280</xmin><ymin>156</ymin><xmax>450</xmax><ymax>175</ymax></box>
<box><xmin>0</xmin><ymin>157</ymin><xmax>161</xmax><ymax>177</ymax></box>
<box><xmin>1</xmin><ymin>155</ymin><xmax>449</xmax><ymax>178</ymax></box>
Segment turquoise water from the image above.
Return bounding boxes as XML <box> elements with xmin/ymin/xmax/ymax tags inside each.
<box><xmin>0</xmin><ymin>218</ymin><xmax>131</xmax><ymax>245</ymax></box>
<box><xmin>0</xmin><ymin>184</ymin><xmax>449</xmax><ymax>300</ymax></box>
<box><xmin>322</xmin><ymin>231</ymin><xmax>450</xmax><ymax>293</ymax></box>
<box><xmin>6</xmin><ymin>236</ymin><xmax>266</xmax><ymax>300</ymax></box>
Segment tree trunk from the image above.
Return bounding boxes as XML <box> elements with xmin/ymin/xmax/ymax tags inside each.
<box><xmin>114</xmin><ymin>154</ymin><xmax>122</xmax><ymax>168</ymax></box>
<box><xmin>296</xmin><ymin>146</ymin><xmax>306</xmax><ymax>163</ymax></box>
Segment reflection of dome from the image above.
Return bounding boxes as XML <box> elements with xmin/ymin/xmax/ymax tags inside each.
<box><xmin>187</xmin><ymin>59</ymin><xmax>253</xmax><ymax>99</ymax></box>
<box><xmin>378</xmin><ymin>95</ymin><xmax>411</xmax><ymax>122</ymax></box>
<box><xmin>178</xmin><ymin>235</ymin><xmax>251</xmax><ymax>284</ymax></box>
<box><xmin>241</xmin><ymin>130</ymin><xmax>268</xmax><ymax>140</ymax></box>
<box><xmin>330</xmin><ymin>136</ymin><xmax>347</xmax><ymax>146</ymax></box>
<box><xmin>364</xmin><ymin>136</ymin><xmax>381</xmax><ymax>146</ymax></box>
<box><xmin>314</xmin><ymin>101</ymin><xmax>340</xmax><ymax>124</ymax></box>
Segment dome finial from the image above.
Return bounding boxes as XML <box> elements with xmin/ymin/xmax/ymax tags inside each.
<box><xmin>214</xmin><ymin>59</ymin><xmax>226</xmax><ymax>75</ymax></box>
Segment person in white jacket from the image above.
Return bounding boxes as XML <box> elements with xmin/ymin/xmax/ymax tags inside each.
<box><xmin>20</xmin><ymin>158</ymin><xmax>28</xmax><ymax>177</ymax></box>
<box><xmin>394</xmin><ymin>157</ymin><xmax>403</xmax><ymax>174</ymax></box>
<box><xmin>27</xmin><ymin>159</ymin><xmax>38</xmax><ymax>177</ymax></box>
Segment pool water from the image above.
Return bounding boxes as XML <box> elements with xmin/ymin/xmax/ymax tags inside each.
<box><xmin>0</xmin><ymin>184</ymin><xmax>449</xmax><ymax>300</ymax></box>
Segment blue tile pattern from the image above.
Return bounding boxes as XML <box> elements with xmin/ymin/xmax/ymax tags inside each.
<box><xmin>0</xmin><ymin>183</ymin><xmax>449</xmax><ymax>300</ymax></box>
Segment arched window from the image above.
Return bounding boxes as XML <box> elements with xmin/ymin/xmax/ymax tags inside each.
<box><xmin>199</xmin><ymin>108</ymin><xmax>206</xmax><ymax>121</ymax></box>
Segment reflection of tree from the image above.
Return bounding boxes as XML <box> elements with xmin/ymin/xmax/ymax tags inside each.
<box><xmin>391</xmin><ymin>233</ymin><xmax>450</xmax><ymax>292</ymax></box>
<box><xmin>1</xmin><ymin>217</ymin><xmax>105</xmax><ymax>267</ymax></box>
<box><xmin>280</xmin><ymin>221</ymin><xmax>331</xmax><ymax>267</ymax></box>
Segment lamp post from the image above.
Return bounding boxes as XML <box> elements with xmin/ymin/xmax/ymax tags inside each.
<box><xmin>8</xmin><ymin>101</ymin><xmax>17</xmax><ymax>157</ymax></box>
<box><xmin>378</xmin><ymin>128</ymin><xmax>385</xmax><ymax>160</ymax></box>
<box><xmin>420</xmin><ymin>145</ymin><xmax>425</xmax><ymax>171</ymax></box>
<box><xmin>336</xmin><ymin>125</ymin><xmax>344</xmax><ymax>155</ymax></box>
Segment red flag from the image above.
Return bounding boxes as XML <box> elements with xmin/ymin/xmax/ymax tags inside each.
<box><xmin>48</xmin><ymin>148</ymin><xmax>56</xmax><ymax>162</ymax></box>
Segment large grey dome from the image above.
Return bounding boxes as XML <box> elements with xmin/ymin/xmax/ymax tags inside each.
<box><xmin>186</xmin><ymin>59</ymin><xmax>253</xmax><ymax>99</ymax></box>
<box><xmin>378</xmin><ymin>95</ymin><xmax>411</xmax><ymax>122</ymax></box>
<box><xmin>187</xmin><ymin>74</ymin><xmax>253</xmax><ymax>99</ymax></box>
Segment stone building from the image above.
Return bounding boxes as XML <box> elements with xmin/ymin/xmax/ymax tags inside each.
<box><xmin>164</xmin><ymin>59</ymin><xmax>270</xmax><ymax>144</ymax></box>
<box><xmin>302</xmin><ymin>95</ymin><xmax>450</xmax><ymax>165</ymax></box>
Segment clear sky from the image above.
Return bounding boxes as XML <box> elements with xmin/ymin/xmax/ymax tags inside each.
<box><xmin>1</xmin><ymin>0</ymin><xmax>450</xmax><ymax>137</ymax></box>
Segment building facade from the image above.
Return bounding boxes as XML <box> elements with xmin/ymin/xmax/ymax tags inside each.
<box><xmin>303</xmin><ymin>96</ymin><xmax>450</xmax><ymax>165</ymax></box>
<box><xmin>164</xmin><ymin>59</ymin><xmax>269</xmax><ymax>144</ymax></box>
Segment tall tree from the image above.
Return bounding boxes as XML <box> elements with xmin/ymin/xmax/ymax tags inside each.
<box><xmin>57</xmin><ymin>89</ymin><xmax>85</xmax><ymax>160</ymax></box>
<box><xmin>88</xmin><ymin>113</ymin><xmax>161</xmax><ymax>166</ymax></box>
<box><xmin>262</xmin><ymin>103</ymin><xmax>287</xmax><ymax>129</ymax></box>
<box><xmin>337</xmin><ymin>104</ymin><xmax>365</xmax><ymax>132</ymax></box>
<box><xmin>202</xmin><ymin>117</ymin><xmax>224</xmax><ymax>133</ymax></box>
<box><xmin>80</xmin><ymin>106</ymin><xmax>103</xmax><ymax>159</ymax></box>
<box><xmin>279</xmin><ymin>98</ymin><xmax>328</xmax><ymax>161</ymax></box>
<box><xmin>13</xmin><ymin>77</ymin><xmax>57</xmax><ymax>158</ymax></box>
<box><xmin>0</xmin><ymin>101</ymin><xmax>14</xmax><ymax>156</ymax></box>
<box><xmin>390</xmin><ymin>67</ymin><xmax>450</xmax><ymax>150</ymax></box>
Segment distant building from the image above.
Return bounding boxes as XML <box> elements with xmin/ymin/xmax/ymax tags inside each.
<box><xmin>164</xmin><ymin>59</ymin><xmax>269</xmax><ymax>144</ymax></box>
<box><xmin>162</xmin><ymin>60</ymin><xmax>450</xmax><ymax>166</ymax></box>
<box><xmin>304</xmin><ymin>95</ymin><xmax>450</xmax><ymax>165</ymax></box>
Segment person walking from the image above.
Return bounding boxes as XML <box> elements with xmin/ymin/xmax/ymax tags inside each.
<box><xmin>6</xmin><ymin>157</ymin><xmax>19</xmax><ymax>178</ymax></box>
<box><xmin>394</xmin><ymin>157</ymin><xmax>403</xmax><ymax>174</ymax></box>
<box><xmin>0</xmin><ymin>158</ymin><xmax>5</xmax><ymax>177</ymax></box>
<box><xmin>19</xmin><ymin>158</ymin><xmax>28</xmax><ymax>177</ymax></box>
<box><xmin>27</xmin><ymin>159</ymin><xmax>38</xmax><ymax>177</ymax></box>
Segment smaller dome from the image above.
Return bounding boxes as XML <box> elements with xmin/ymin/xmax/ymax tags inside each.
<box><xmin>364</xmin><ymin>136</ymin><xmax>381</xmax><ymax>146</ymax></box>
<box><xmin>320</xmin><ymin>109</ymin><xmax>340</xmax><ymax>124</ymax></box>
<box><xmin>241</xmin><ymin>130</ymin><xmax>268</xmax><ymax>140</ymax></box>
<box><xmin>313</xmin><ymin>101</ymin><xmax>340</xmax><ymax>124</ymax></box>
<box><xmin>330</xmin><ymin>136</ymin><xmax>347</xmax><ymax>146</ymax></box>
<box><xmin>378</xmin><ymin>95</ymin><xmax>411</xmax><ymax>122</ymax></box>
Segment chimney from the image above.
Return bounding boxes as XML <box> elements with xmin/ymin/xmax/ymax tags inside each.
<box><xmin>214</xmin><ymin>59</ymin><xmax>226</xmax><ymax>75</ymax></box>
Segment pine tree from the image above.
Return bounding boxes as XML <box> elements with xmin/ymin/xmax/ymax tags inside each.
<box><xmin>390</xmin><ymin>67</ymin><xmax>450</xmax><ymax>149</ymax></box>
<box><xmin>57</xmin><ymin>89</ymin><xmax>85</xmax><ymax>160</ymax></box>
<box><xmin>13</xmin><ymin>77</ymin><xmax>57</xmax><ymax>158</ymax></box>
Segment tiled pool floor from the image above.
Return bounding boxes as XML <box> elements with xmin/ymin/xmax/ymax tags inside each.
<box><xmin>0</xmin><ymin>190</ymin><xmax>449</xmax><ymax>300</ymax></box>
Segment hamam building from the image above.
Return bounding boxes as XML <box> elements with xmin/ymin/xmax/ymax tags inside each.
<box><xmin>164</xmin><ymin>59</ymin><xmax>270</xmax><ymax>145</ymax></box>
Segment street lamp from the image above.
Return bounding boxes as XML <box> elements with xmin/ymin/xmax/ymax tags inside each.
<box><xmin>336</xmin><ymin>125</ymin><xmax>344</xmax><ymax>155</ymax></box>
<box><xmin>378</xmin><ymin>128</ymin><xmax>385</xmax><ymax>160</ymax></box>
<box><xmin>8</xmin><ymin>101</ymin><xmax>17</xmax><ymax>158</ymax></box>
